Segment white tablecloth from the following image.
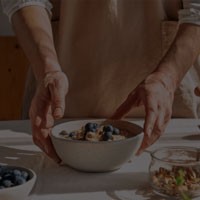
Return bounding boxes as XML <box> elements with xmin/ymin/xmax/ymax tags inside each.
<box><xmin>0</xmin><ymin>118</ymin><xmax>200</xmax><ymax>200</ymax></box>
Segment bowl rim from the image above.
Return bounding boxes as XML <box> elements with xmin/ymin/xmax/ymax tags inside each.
<box><xmin>51</xmin><ymin>119</ymin><xmax>144</xmax><ymax>144</ymax></box>
<box><xmin>150</xmin><ymin>146</ymin><xmax>200</xmax><ymax>166</ymax></box>
<box><xmin>0</xmin><ymin>165</ymin><xmax>37</xmax><ymax>192</ymax></box>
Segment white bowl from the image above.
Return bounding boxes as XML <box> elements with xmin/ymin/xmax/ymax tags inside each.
<box><xmin>0</xmin><ymin>165</ymin><xmax>36</xmax><ymax>200</ymax></box>
<box><xmin>51</xmin><ymin>119</ymin><xmax>144</xmax><ymax>172</ymax></box>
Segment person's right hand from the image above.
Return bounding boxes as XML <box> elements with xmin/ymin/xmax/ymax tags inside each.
<box><xmin>29</xmin><ymin>71</ymin><xmax>69</xmax><ymax>163</ymax></box>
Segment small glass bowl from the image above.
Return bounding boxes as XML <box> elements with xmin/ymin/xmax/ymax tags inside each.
<box><xmin>149</xmin><ymin>146</ymin><xmax>200</xmax><ymax>199</ymax></box>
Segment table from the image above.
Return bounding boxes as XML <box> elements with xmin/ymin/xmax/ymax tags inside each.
<box><xmin>0</xmin><ymin>118</ymin><xmax>200</xmax><ymax>200</ymax></box>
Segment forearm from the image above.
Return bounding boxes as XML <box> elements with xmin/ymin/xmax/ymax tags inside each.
<box><xmin>11</xmin><ymin>6</ymin><xmax>60</xmax><ymax>81</ymax></box>
<box><xmin>155</xmin><ymin>23</ymin><xmax>200</xmax><ymax>90</ymax></box>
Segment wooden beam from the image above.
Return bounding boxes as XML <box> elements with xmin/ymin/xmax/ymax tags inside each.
<box><xmin>0</xmin><ymin>36</ymin><xmax>29</xmax><ymax>120</ymax></box>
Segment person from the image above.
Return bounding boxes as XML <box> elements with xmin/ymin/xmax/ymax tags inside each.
<box><xmin>2</xmin><ymin>0</ymin><xmax>200</xmax><ymax>163</ymax></box>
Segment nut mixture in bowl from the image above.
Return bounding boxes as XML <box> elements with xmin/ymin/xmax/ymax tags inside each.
<box><xmin>59</xmin><ymin>122</ymin><xmax>127</xmax><ymax>142</ymax></box>
<box><xmin>152</xmin><ymin>166</ymin><xmax>200</xmax><ymax>198</ymax></box>
<box><xmin>149</xmin><ymin>146</ymin><xmax>200</xmax><ymax>200</ymax></box>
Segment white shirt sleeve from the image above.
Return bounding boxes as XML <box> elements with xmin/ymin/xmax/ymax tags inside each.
<box><xmin>1</xmin><ymin>0</ymin><xmax>53</xmax><ymax>21</ymax></box>
<box><xmin>179</xmin><ymin>0</ymin><xmax>200</xmax><ymax>25</ymax></box>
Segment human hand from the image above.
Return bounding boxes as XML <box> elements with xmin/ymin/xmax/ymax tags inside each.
<box><xmin>29</xmin><ymin>71</ymin><xmax>69</xmax><ymax>162</ymax></box>
<box><xmin>111</xmin><ymin>72</ymin><xmax>175</xmax><ymax>154</ymax></box>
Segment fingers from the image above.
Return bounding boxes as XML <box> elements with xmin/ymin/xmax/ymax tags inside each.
<box><xmin>32</xmin><ymin>106</ymin><xmax>54</xmax><ymax>129</ymax></box>
<box><xmin>48</xmin><ymin>80</ymin><xmax>66</xmax><ymax>119</ymax></box>
<box><xmin>111</xmin><ymin>92</ymin><xmax>140</xmax><ymax>119</ymax></box>
<box><xmin>44</xmin><ymin>71</ymin><xmax>68</xmax><ymax>120</ymax></box>
<box><xmin>136</xmin><ymin>102</ymin><xmax>159</xmax><ymax>155</ymax></box>
<box><xmin>143</xmin><ymin>97</ymin><xmax>157</xmax><ymax>137</ymax></box>
<box><xmin>32</xmin><ymin>123</ymin><xmax>61</xmax><ymax>163</ymax></box>
<box><xmin>137</xmin><ymin>105</ymin><xmax>171</xmax><ymax>155</ymax></box>
<box><xmin>45</xmin><ymin>107</ymin><xmax>55</xmax><ymax>128</ymax></box>
<box><xmin>30</xmin><ymin>104</ymin><xmax>60</xmax><ymax>163</ymax></box>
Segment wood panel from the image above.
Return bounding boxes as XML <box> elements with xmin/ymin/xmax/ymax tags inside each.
<box><xmin>0</xmin><ymin>36</ymin><xmax>29</xmax><ymax>120</ymax></box>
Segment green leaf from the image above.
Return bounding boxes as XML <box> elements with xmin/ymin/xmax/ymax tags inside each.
<box><xmin>176</xmin><ymin>176</ymin><xmax>184</xmax><ymax>186</ymax></box>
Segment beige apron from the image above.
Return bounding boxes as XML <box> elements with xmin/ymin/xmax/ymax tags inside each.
<box><xmin>22</xmin><ymin>0</ymin><xmax>200</xmax><ymax>119</ymax></box>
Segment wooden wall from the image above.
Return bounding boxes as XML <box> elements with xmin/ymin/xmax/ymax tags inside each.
<box><xmin>0</xmin><ymin>36</ymin><xmax>29</xmax><ymax>120</ymax></box>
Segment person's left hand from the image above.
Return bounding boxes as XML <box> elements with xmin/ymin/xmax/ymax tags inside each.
<box><xmin>111</xmin><ymin>71</ymin><xmax>176</xmax><ymax>154</ymax></box>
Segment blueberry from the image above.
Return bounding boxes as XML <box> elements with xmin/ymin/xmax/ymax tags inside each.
<box><xmin>91</xmin><ymin>128</ymin><xmax>97</xmax><ymax>132</ymax></box>
<box><xmin>85</xmin><ymin>123</ymin><xmax>99</xmax><ymax>132</ymax></box>
<box><xmin>13</xmin><ymin>169</ymin><xmax>21</xmax><ymax>177</ymax></box>
<box><xmin>113</xmin><ymin>128</ymin><xmax>120</xmax><ymax>135</ymax></box>
<box><xmin>93</xmin><ymin>123</ymin><xmax>98</xmax><ymax>129</ymax></box>
<box><xmin>4</xmin><ymin>169</ymin><xmax>12</xmax><ymax>174</ymax></box>
<box><xmin>21</xmin><ymin>171</ymin><xmax>29</xmax><ymax>180</ymax></box>
<box><xmin>103</xmin><ymin>125</ymin><xmax>114</xmax><ymax>133</ymax></box>
<box><xmin>3</xmin><ymin>180</ymin><xmax>13</xmax><ymax>187</ymax></box>
<box><xmin>3</xmin><ymin>173</ymin><xmax>15</xmax><ymax>182</ymax></box>
<box><xmin>85</xmin><ymin>123</ymin><xmax>94</xmax><ymax>132</ymax></box>
<box><xmin>69</xmin><ymin>132</ymin><xmax>76</xmax><ymax>137</ymax></box>
<box><xmin>15</xmin><ymin>176</ymin><xmax>26</xmax><ymax>185</ymax></box>
<box><xmin>103</xmin><ymin>131</ymin><xmax>113</xmax><ymax>141</ymax></box>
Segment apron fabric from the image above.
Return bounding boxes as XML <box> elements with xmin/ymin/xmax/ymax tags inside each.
<box><xmin>22</xmin><ymin>0</ymin><xmax>200</xmax><ymax>119</ymax></box>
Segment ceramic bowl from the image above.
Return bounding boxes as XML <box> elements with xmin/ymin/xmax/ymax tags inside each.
<box><xmin>0</xmin><ymin>165</ymin><xmax>36</xmax><ymax>200</ymax></box>
<box><xmin>149</xmin><ymin>146</ymin><xmax>200</xmax><ymax>199</ymax></box>
<box><xmin>51</xmin><ymin>119</ymin><xmax>143</xmax><ymax>172</ymax></box>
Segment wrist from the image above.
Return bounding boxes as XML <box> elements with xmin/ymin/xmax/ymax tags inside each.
<box><xmin>43</xmin><ymin>59</ymin><xmax>62</xmax><ymax>76</ymax></box>
<box><xmin>34</xmin><ymin>58</ymin><xmax>62</xmax><ymax>82</ymax></box>
<box><xmin>150</xmin><ymin>70</ymin><xmax>177</xmax><ymax>93</ymax></box>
